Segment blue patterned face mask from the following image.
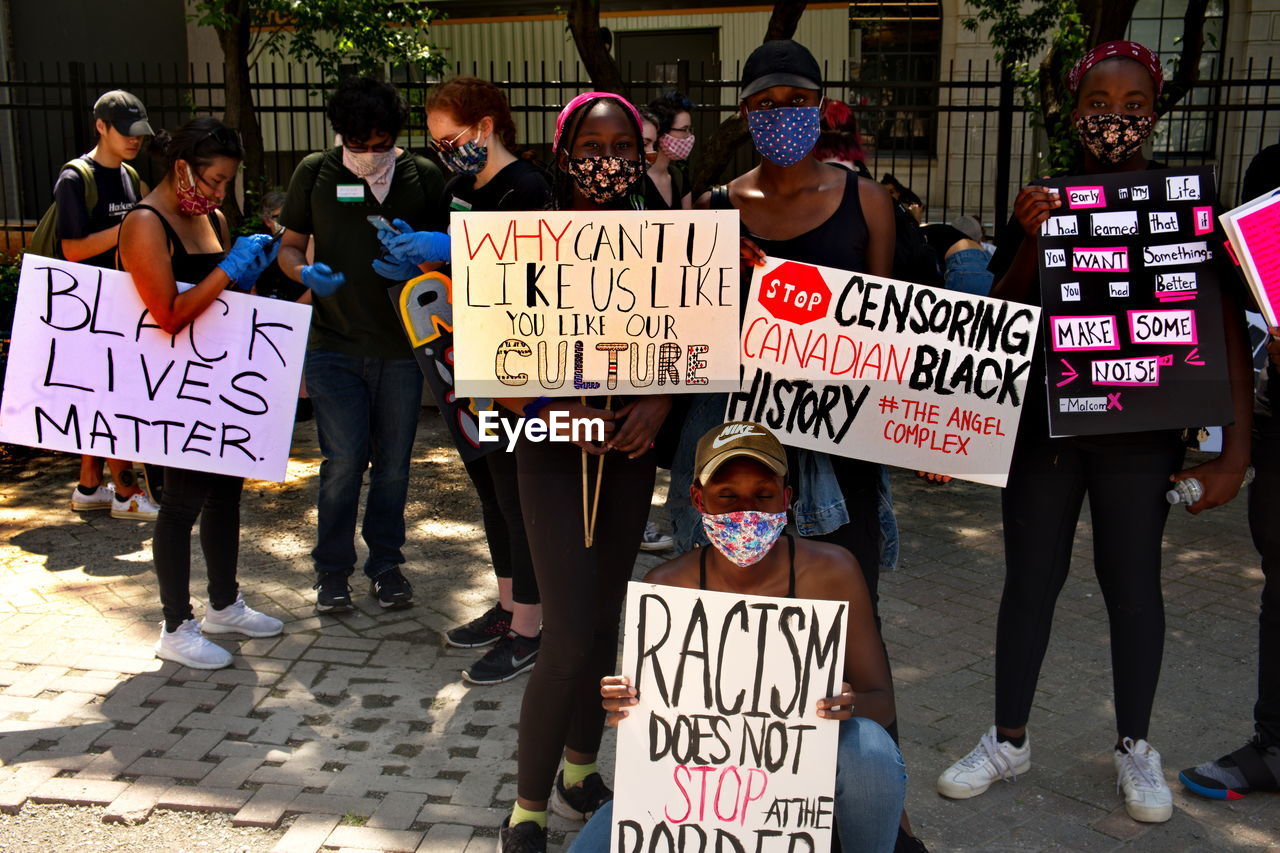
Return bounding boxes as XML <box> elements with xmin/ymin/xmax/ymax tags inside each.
<box><xmin>747</xmin><ymin>107</ymin><xmax>821</xmax><ymax>167</ymax></box>
<box><xmin>701</xmin><ymin>510</ymin><xmax>788</xmax><ymax>567</ymax></box>
<box><xmin>438</xmin><ymin>134</ymin><xmax>489</xmax><ymax>176</ymax></box>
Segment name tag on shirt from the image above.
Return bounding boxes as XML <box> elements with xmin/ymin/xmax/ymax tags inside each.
<box><xmin>336</xmin><ymin>184</ymin><xmax>365</xmax><ymax>202</ymax></box>
<box><xmin>449</xmin><ymin>196</ymin><xmax>473</xmax><ymax>212</ymax></box>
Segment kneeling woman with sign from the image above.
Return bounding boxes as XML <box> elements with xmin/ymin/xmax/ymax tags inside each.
<box><xmin>117</xmin><ymin>118</ymin><xmax>287</xmax><ymax>669</ymax></box>
<box><xmin>488</xmin><ymin>92</ymin><xmax>672</xmax><ymax>853</ymax></box>
<box><xmin>934</xmin><ymin>41</ymin><xmax>1255</xmax><ymax>822</ymax></box>
<box><xmin>571</xmin><ymin>421</ymin><xmax>906</xmax><ymax>853</ymax></box>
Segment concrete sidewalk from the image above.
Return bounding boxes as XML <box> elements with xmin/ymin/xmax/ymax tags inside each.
<box><xmin>0</xmin><ymin>414</ymin><xmax>1275</xmax><ymax>852</ymax></box>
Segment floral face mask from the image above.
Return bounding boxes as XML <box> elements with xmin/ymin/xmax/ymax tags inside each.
<box><xmin>1074</xmin><ymin>113</ymin><xmax>1155</xmax><ymax>169</ymax></box>
<box><xmin>701</xmin><ymin>510</ymin><xmax>788</xmax><ymax>567</ymax></box>
<box><xmin>176</xmin><ymin>165</ymin><xmax>219</xmax><ymax>217</ymax></box>
<box><xmin>566</xmin><ymin>155</ymin><xmax>646</xmax><ymax>204</ymax></box>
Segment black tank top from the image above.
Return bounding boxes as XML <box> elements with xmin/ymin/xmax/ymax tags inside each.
<box><xmin>699</xmin><ymin>534</ymin><xmax>796</xmax><ymax>598</ymax></box>
<box><xmin>713</xmin><ymin>171</ymin><xmax>870</xmax><ymax>273</ymax></box>
<box><xmin>119</xmin><ymin>203</ymin><xmax>227</xmax><ymax>282</ymax></box>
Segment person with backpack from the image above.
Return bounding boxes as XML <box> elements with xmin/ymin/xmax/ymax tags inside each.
<box><xmin>49</xmin><ymin>90</ymin><xmax>160</xmax><ymax>521</ymax></box>
<box><xmin>276</xmin><ymin>76</ymin><xmax>447</xmax><ymax>613</ymax></box>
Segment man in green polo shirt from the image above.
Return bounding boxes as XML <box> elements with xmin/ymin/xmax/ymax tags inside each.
<box><xmin>277</xmin><ymin>76</ymin><xmax>446</xmax><ymax>612</ymax></box>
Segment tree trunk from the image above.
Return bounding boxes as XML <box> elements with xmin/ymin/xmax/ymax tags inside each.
<box><xmin>215</xmin><ymin>0</ymin><xmax>263</xmax><ymax>225</ymax></box>
<box><xmin>765</xmin><ymin>0</ymin><xmax>809</xmax><ymax>40</ymax></box>
<box><xmin>1159</xmin><ymin>0</ymin><xmax>1210</xmax><ymax>112</ymax></box>
<box><xmin>566</xmin><ymin>0</ymin><xmax>625</xmax><ymax>94</ymax></box>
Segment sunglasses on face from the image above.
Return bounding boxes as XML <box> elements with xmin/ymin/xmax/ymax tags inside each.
<box><xmin>343</xmin><ymin>139</ymin><xmax>395</xmax><ymax>154</ymax></box>
<box><xmin>428</xmin><ymin>125</ymin><xmax>476</xmax><ymax>155</ymax></box>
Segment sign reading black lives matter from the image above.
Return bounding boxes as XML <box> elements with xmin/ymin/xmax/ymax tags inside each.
<box><xmin>612</xmin><ymin>582</ymin><xmax>847</xmax><ymax>853</ymax></box>
<box><xmin>450</xmin><ymin>210</ymin><xmax>741</xmax><ymax>398</ymax></box>
<box><xmin>0</xmin><ymin>256</ymin><xmax>311</xmax><ymax>482</ymax></box>
<box><xmin>1037</xmin><ymin>167</ymin><xmax>1233</xmax><ymax>436</ymax></box>
<box><xmin>734</xmin><ymin>256</ymin><xmax>1041</xmax><ymax>487</ymax></box>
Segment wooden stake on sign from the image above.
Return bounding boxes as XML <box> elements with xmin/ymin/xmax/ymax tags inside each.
<box><xmin>586</xmin><ymin>396</ymin><xmax>611</xmax><ymax>547</ymax></box>
<box><xmin>581</xmin><ymin>397</ymin><xmax>590</xmax><ymax>548</ymax></box>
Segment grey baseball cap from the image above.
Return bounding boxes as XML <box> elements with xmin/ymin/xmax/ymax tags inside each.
<box><xmin>93</xmin><ymin>90</ymin><xmax>154</xmax><ymax>138</ymax></box>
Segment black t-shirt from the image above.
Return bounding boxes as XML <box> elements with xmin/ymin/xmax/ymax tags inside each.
<box><xmin>53</xmin><ymin>157</ymin><xmax>140</xmax><ymax>268</ymax></box>
<box><xmin>443</xmin><ymin>158</ymin><xmax>551</xmax><ymax>214</ymax></box>
<box><xmin>641</xmin><ymin>164</ymin><xmax>691</xmax><ymax>211</ymax></box>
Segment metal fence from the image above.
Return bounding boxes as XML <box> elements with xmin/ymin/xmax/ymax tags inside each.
<box><xmin>1</xmin><ymin>55</ymin><xmax>1277</xmax><ymax>254</ymax></box>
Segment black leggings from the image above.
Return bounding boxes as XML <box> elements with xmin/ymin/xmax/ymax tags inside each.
<box><xmin>152</xmin><ymin>467</ymin><xmax>244</xmax><ymax>631</ymax></box>
<box><xmin>803</xmin><ymin>454</ymin><xmax>883</xmax><ymax>625</ymax></box>
<box><xmin>1251</xmin><ymin>422</ymin><xmax>1280</xmax><ymax>746</ymax></box>
<box><xmin>515</xmin><ymin>438</ymin><xmax>655</xmax><ymax>802</ymax></box>
<box><xmin>996</xmin><ymin>430</ymin><xmax>1184</xmax><ymax>740</ymax></box>
<box><xmin>463</xmin><ymin>448</ymin><xmax>539</xmax><ymax>605</ymax></box>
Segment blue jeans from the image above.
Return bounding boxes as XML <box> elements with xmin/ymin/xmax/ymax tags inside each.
<box><xmin>943</xmin><ymin>248</ymin><xmax>994</xmax><ymax>296</ymax></box>
<box><xmin>569</xmin><ymin>717</ymin><xmax>906</xmax><ymax>853</ymax></box>
<box><xmin>304</xmin><ymin>349</ymin><xmax>423</xmax><ymax>580</ymax></box>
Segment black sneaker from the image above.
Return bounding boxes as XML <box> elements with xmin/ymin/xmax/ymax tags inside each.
<box><xmin>497</xmin><ymin>816</ymin><xmax>546</xmax><ymax>853</ymax></box>
<box><xmin>549</xmin><ymin>770</ymin><xmax>612</xmax><ymax>821</ymax></box>
<box><xmin>371</xmin><ymin>567</ymin><xmax>414</xmax><ymax>609</ymax></box>
<box><xmin>463</xmin><ymin>632</ymin><xmax>539</xmax><ymax>685</ymax></box>
<box><xmin>314</xmin><ymin>573</ymin><xmax>353</xmax><ymax>612</ymax></box>
<box><xmin>445</xmin><ymin>603</ymin><xmax>512</xmax><ymax>648</ymax></box>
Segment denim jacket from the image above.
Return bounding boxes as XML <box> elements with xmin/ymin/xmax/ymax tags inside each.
<box><xmin>666</xmin><ymin>393</ymin><xmax>900</xmax><ymax>572</ymax></box>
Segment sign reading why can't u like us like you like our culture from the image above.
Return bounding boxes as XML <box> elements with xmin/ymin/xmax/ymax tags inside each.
<box><xmin>0</xmin><ymin>255</ymin><xmax>311</xmax><ymax>482</ymax></box>
<box><xmin>449</xmin><ymin>210</ymin><xmax>742</xmax><ymax>398</ymax></box>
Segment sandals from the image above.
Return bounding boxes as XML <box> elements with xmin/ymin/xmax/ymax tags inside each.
<box><xmin>1179</xmin><ymin>737</ymin><xmax>1280</xmax><ymax>800</ymax></box>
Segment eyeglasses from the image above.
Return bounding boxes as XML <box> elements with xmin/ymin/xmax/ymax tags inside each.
<box><xmin>428</xmin><ymin>125</ymin><xmax>476</xmax><ymax>155</ymax></box>
<box><xmin>343</xmin><ymin>138</ymin><xmax>396</xmax><ymax>154</ymax></box>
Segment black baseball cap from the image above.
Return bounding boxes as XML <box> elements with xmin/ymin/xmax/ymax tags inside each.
<box><xmin>93</xmin><ymin>90</ymin><xmax>154</xmax><ymax>138</ymax></box>
<box><xmin>740</xmin><ymin>40</ymin><xmax>823</xmax><ymax>100</ymax></box>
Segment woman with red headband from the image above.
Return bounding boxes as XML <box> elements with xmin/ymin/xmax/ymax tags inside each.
<box><xmin>935</xmin><ymin>41</ymin><xmax>1255</xmax><ymax>824</ymax></box>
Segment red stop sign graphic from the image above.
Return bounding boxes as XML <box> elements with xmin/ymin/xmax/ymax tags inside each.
<box><xmin>758</xmin><ymin>261</ymin><xmax>832</xmax><ymax>326</ymax></box>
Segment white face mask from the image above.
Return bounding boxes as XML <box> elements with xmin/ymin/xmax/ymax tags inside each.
<box><xmin>343</xmin><ymin>148</ymin><xmax>396</xmax><ymax>178</ymax></box>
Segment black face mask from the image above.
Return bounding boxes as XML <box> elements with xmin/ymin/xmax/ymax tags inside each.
<box><xmin>1074</xmin><ymin>113</ymin><xmax>1156</xmax><ymax>168</ymax></box>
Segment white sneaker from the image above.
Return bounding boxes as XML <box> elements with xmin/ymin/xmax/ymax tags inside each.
<box><xmin>639</xmin><ymin>521</ymin><xmax>674</xmax><ymax>552</ymax></box>
<box><xmin>155</xmin><ymin>619</ymin><xmax>233</xmax><ymax>669</ymax></box>
<box><xmin>201</xmin><ymin>594</ymin><xmax>283</xmax><ymax>638</ymax></box>
<box><xmin>1115</xmin><ymin>738</ymin><xmax>1173</xmax><ymax>822</ymax></box>
<box><xmin>71</xmin><ymin>483</ymin><xmax>114</xmax><ymax>511</ymax></box>
<box><xmin>111</xmin><ymin>490</ymin><xmax>160</xmax><ymax>521</ymax></box>
<box><xmin>937</xmin><ymin>727</ymin><xmax>1032</xmax><ymax>798</ymax></box>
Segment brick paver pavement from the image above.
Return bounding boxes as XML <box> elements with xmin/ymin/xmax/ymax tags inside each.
<box><xmin>0</xmin><ymin>414</ymin><xmax>1276</xmax><ymax>852</ymax></box>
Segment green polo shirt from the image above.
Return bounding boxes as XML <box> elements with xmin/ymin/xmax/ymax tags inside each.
<box><xmin>279</xmin><ymin>147</ymin><xmax>446</xmax><ymax>358</ymax></box>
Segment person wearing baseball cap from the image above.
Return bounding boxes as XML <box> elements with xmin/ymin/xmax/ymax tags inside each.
<box><xmin>569</xmin><ymin>420</ymin><xmax>908</xmax><ymax>853</ymax></box>
<box><xmin>58</xmin><ymin>89</ymin><xmax>158</xmax><ymax>521</ymax></box>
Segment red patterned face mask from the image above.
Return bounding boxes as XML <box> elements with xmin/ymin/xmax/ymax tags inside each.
<box><xmin>1074</xmin><ymin>113</ymin><xmax>1156</xmax><ymax>168</ymax></box>
<box><xmin>659</xmin><ymin>133</ymin><xmax>696</xmax><ymax>161</ymax></box>
<box><xmin>176</xmin><ymin>165</ymin><xmax>220</xmax><ymax>217</ymax></box>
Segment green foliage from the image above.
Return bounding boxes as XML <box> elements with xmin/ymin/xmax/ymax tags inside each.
<box><xmin>0</xmin><ymin>253</ymin><xmax>19</xmax><ymax>304</ymax></box>
<box><xmin>190</xmin><ymin>1</ymin><xmax>447</xmax><ymax>81</ymax></box>
<box><xmin>963</xmin><ymin>0</ymin><xmax>1087</xmax><ymax>174</ymax></box>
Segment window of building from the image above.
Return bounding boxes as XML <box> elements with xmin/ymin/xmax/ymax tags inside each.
<box><xmin>848</xmin><ymin>1</ymin><xmax>943</xmax><ymax>154</ymax></box>
<box><xmin>1126</xmin><ymin>0</ymin><xmax>1227</xmax><ymax>157</ymax></box>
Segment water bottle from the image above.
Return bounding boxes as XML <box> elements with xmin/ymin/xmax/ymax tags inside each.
<box><xmin>1166</xmin><ymin>466</ymin><xmax>1256</xmax><ymax>505</ymax></box>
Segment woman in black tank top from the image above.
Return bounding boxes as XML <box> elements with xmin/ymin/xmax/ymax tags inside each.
<box><xmin>117</xmin><ymin>118</ymin><xmax>284</xmax><ymax>672</ymax></box>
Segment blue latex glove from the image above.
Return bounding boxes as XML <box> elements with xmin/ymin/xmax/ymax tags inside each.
<box><xmin>300</xmin><ymin>263</ymin><xmax>347</xmax><ymax>297</ymax></box>
<box><xmin>383</xmin><ymin>221</ymin><xmax>451</xmax><ymax>265</ymax></box>
<box><xmin>372</xmin><ymin>255</ymin><xmax>426</xmax><ymax>281</ymax></box>
<box><xmin>374</xmin><ymin>217</ymin><xmax>415</xmax><ymax>252</ymax></box>
<box><xmin>217</xmin><ymin>233</ymin><xmax>278</xmax><ymax>289</ymax></box>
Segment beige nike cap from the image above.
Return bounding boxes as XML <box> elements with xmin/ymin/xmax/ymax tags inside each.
<box><xmin>694</xmin><ymin>421</ymin><xmax>788</xmax><ymax>485</ymax></box>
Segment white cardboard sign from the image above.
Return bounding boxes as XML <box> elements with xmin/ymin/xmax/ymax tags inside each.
<box><xmin>450</xmin><ymin>210</ymin><xmax>741</xmax><ymax>397</ymax></box>
<box><xmin>732</xmin><ymin>256</ymin><xmax>1041</xmax><ymax>487</ymax></box>
<box><xmin>612</xmin><ymin>582</ymin><xmax>847</xmax><ymax>853</ymax></box>
<box><xmin>0</xmin><ymin>255</ymin><xmax>311</xmax><ymax>482</ymax></box>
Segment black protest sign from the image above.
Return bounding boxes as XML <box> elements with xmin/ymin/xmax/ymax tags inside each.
<box><xmin>388</xmin><ymin>273</ymin><xmax>496</xmax><ymax>463</ymax></box>
<box><xmin>1037</xmin><ymin>167</ymin><xmax>1234</xmax><ymax>435</ymax></box>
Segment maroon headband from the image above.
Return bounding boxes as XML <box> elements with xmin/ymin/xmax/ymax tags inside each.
<box><xmin>1067</xmin><ymin>40</ymin><xmax>1164</xmax><ymax>97</ymax></box>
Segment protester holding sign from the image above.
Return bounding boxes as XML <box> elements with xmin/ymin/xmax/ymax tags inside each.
<box><xmin>117</xmin><ymin>118</ymin><xmax>284</xmax><ymax>669</ymax></box>
<box><xmin>490</xmin><ymin>91</ymin><xmax>671</xmax><ymax>853</ymax></box>
<box><xmin>1180</xmin><ymin>146</ymin><xmax>1280</xmax><ymax>800</ymax></box>
<box><xmin>417</xmin><ymin>76</ymin><xmax>548</xmax><ymax>685</ymax></box>
<box><xmin>570</xmin><ymin>421</ymin><xmax>906</xmax><ymax>853</ymax></box>
<box><xmin>55</xmin><ymin>90</ymin><xmax>159</xmax><ymax>520</ymax></box>
<box><xmin>277</xmin><ymin>76</ymin><xmax>446</xmax><ymax>613</ymax></box>
<box><xmin>936</xmin><ymin>41</ymin><xmax>1255</xmax><ymax>823</ymax></box>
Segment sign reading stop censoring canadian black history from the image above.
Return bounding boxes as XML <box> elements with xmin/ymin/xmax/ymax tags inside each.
<box><xmin>733</xmin><ymin>256</ymin><xmax>1041</xmax><ymax>487</ymax></box>
<box><xmin>1036</xmin><ymin>167</ymin><xmax>1234</xmax><ymax>436</ymax></box>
